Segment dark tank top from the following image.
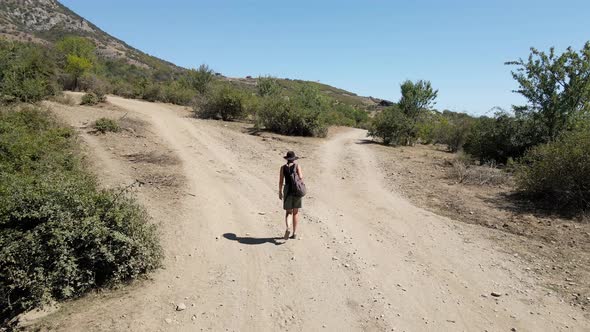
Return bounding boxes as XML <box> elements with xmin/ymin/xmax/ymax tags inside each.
<box><xmin>283</xmin><ymin>163</ymin><xmax>296</xmax><ymax>193</ymax></box>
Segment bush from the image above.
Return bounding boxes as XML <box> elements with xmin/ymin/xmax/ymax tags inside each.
<box><xmin>94</xmin><ymin>117</ymin><xmax>121</xmax><ymax>133</ymax></box>
<box><xmin>160</xmin><ymin>81</ymin><xmax>196</xmax><ymax>105</ymax></box>
<box><xmin>322</xmin><ymin>103</ymin><xmax>369</xmax><ymax>128</ymax></box>
<box><xmin>78</xmin><ymin>74</ymin><xmax>110</xmax><ymax>97</ymax></box>
<box><xmin>182</xmin><ymin>64</ymin><xmax>214</xmax><ymax>95</ymax></box>
<box><xmin>257</xmin><ymin>93</ymin><xmax>328</xmax><ymax>137</ymax></box>
<box><xmin>434</xmin><ymin>114</ymin><xmax>473</xmax><ymax>152</ymax></box>
<box><xmin>198</xmin><ymin>86</ymin><xmax>247</xmax><ymax>121</ymax></box>
<box><xmin>368</xmin><ymin>106</ymin><xmax>413</xmax><ymax>145</ymax></box>
<box><xmin>0</xmin><ymin>106</ymin><xmax>161</xmax><ymax>324</ymax></box>
<box><xmin>141</xmin><ymin>83</ymin><xmax>163</xmax><ymax>102</ymax></box>
<box><xmin>463</xmin><ymin>112</ymin><xmax>539</xmax><ymax>164</ymax></box>
<box><xmin>516</xmin><ymin>127</ymin><xmax>590</xmax><ymax>209</ymax></box>
<box><xmin>111</xmin><ymin>80</ymin><xmax>135</xmax><ymax>98</ymax></box>
<box><xmin>257</xmin><ymin>76</ymin><xmax>281</xmax><ymax>97</ymax></box>
<box><xmin>0</xmin><ymin>40</ymin><xmax>59</xmax><ymax>103</ymax></box>
<box><xmin>80</xmin><ymin>92</ymin><xmax>105</xmax><ymax>105</ymax></box>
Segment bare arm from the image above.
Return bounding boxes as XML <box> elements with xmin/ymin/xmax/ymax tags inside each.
<box><xmin>278</xmin><ymin>166</ymin><xmax>284</xmax><ymax>199</ymax></box>
<box><xmin>297</xmin><ymin>164</ymin><xmax>304</xmax><ymax>180</ymax></box>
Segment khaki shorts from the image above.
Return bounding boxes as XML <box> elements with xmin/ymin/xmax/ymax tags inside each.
<box><xmin>283</xmin><ymin>187</ymin><xmax>302</xmax><ymax>210</ymax></box>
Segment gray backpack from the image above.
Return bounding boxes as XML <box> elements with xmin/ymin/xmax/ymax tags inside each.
<box><xmin>285</xmin><ymin>164</ymin><xmax>306</xmax><ymax>197</ymax></box>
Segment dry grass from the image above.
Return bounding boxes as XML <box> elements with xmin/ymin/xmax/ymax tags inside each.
<box><xmin>49</xmin><ymin>93</ymin><xmax>76</xmax><ymax>106</ymax></box>
<box><xmin>448</xmin><ymin>156</ymin><xmax>511</xmax><ymax>186</ymax></box>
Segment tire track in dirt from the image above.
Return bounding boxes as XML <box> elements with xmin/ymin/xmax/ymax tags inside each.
<box><xmin>38</xmin><ymin>95</ymin><xmax>590</xmax><ymax>331</ymax></box>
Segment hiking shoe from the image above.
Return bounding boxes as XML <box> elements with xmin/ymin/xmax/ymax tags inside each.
<box><xmin>290</xmin><ymin>234</ymin><xmax>297</xmax><ymax>240</ymax></box>
<box><xmin>283</xmin><ymin>230</ymin><xmax>290</xmax><ymax>240</ymax></box>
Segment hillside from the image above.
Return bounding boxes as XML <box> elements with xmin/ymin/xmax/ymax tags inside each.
<box><xmin>0</xmin><ymin>0</ymin><xmax>179</xmax><ymax>71</ymax></box>
<box><xmin>0</xmin><ymin>0</ymin><xmax>380</xmax><ymax>108</ymax></box>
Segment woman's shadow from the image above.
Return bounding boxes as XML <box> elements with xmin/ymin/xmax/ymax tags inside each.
<box><xmin>223</xmin><ymin>233</ymin><xmax>284</xmax><ymax>246</ymax></box>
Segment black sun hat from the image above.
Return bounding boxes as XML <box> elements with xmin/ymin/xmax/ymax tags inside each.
<box><xmin>283</xmin><ymin>151</ymin><xmax>299</xmax><ymax>161</ymax></box>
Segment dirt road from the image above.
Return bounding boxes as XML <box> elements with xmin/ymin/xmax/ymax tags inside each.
<box><xmin>37</xmin><ymin>95</ymin><xmax>589</xmax><ymax>331</ymax></box>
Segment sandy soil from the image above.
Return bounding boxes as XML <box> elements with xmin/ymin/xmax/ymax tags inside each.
<box><xmin>367</xmin><ymin>142</ymin><xmax>590</xmax><ymax>310</ymax></box>
<box><xmin>26</xmin><ymin>94</ymin><xmax>590</xmax><ymax>331</ymax></box>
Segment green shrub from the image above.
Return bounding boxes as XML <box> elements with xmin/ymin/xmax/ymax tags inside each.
<box><xmin>111</xmin><ymin>79</ymin><xmax>135</xmax><ymax>98</ymax></box>
<box><xmin>141</xmin><ymin>83</ymin><xmax>163</xmax><ymax>102</ymax></box>
<box><xmin>0</xmin><ymin>40</ymin><xmax>59</xmax><ymax>103</ymax></box>
<box><xmin>323</xmin><ymin>103</ymin><xmax>369</xmax><ymax>128</ymax></box>
<box><xmin>198</xmin><ymin>86</ymin><xmax>247</xmax><ymax>121</ymax></box>
<box><xmin>181</xmin><ymin>64</ymin><xmax>214</xmax><ymax>94</ymax></box>
<box><xmin>257</xmin><ymin>93</ymin><xmax>328</xmax><ymax>137</ymax></box>
<box><xmin>434</xmin><ymin>114</ymin><xmax>473</xmax><ymax>152</ymax></box>
<box><xmin>94</xmin><ymin>117</ymin><xmax>120</xmax><ymax>133</ymax></box>
<box><xmin>368</xmin><ymin>106</ymin><xmax>413</xmax><ymax>145</ymax></box>
<box><xmin>80</xmin><ymin>92</ymin><xmax>105</xmax><ymax>105</ymax></box>
<box><xmin>256</xmin><ymin>76</ymin><xmax>281</xmax><ymax>97</ymax></box>
<box><xmin>160</xmin><ymin>81</ymin><xmax>196</xmax><ymax>105</ymax></box>
<box><xmin>0</xmin><ymin>106</ymin><xmax>161</xmax><ymax>324</ymax></box>
<box><xmin>516</xmin><ymin>127</ymin><xmax>590</xmax><ymax>209</ymax></box>
<box><xmin>463</xmin><ymin>112</ymin><xmax>539</xmax><ymax>163</ymax></box>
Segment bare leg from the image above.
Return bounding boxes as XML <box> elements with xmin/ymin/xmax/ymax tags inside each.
<box><xmin>285</xmin><ymin>210</ymin><xmax>292</xmax><ymax>230</ymax></box>
<box><xmin>292</xmin><ymin>208</ymin><xmax>299</xmax><ymax>235</ymax></box>
<box><xmin>284</xmin><ymin>210</ymin><xmax>292</xmax><ymax>239</ymax></box>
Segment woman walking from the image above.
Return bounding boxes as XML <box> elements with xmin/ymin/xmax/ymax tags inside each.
<box><xmin>279</xmin><ymin>151</ymin><xmax>304</xmax><ymax>240</ymax></box>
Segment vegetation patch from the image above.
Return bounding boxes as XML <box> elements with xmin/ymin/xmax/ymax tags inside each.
<box><xmin>0</xmin><ymin>106</ymin><xmax>162</xmax><ymax>325</ymax></box>
<box><xmin>80</xmin><ymin>92</ymin><xmax>106</xmax><ymax>105</ymax></box>
<box><xmin>93</xmin><ymin>117</ymin><xmax>121</xmax><ymax>133</ymax></box>
<box><xmin>516</xmin><ymin>125</ymin><xmax>590</xmax><ymax>210</ymax></box>
<box><xmin>197</xmin><ymin>85</ymin><xmax>249</xmax><ymax>121</ymax></box>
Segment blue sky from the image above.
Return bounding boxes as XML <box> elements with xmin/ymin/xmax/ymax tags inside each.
<box><xmin>61</xmin><ymin>0</ymin><xmax>589</xmax><ymax>115</ymax></box>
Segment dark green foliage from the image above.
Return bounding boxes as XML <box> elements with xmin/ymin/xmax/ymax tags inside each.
<box><xmin>368</xmin><ymin>106</ymin><xmax>413</xmax><ymax>145</ymax></box>
<box><xmin>516</xmin><ymin>125</ymin><xmax>590</xmax><ymax>209</ymax></box>
<box><xmin>398</xmin><ymin>80</ymin><xmax>438</xmax><ymax>121</ymax></box>
<box><xmin>198</xmin><ymin>86</ymin><xmax>247</xmax><ymax>121</ymax></box>
<box><xmin>0</xmin><ymin>40</ymin><xmax>59</xmax><ymax>103</ymax></box>
<box><xmin>463</xmin><ymin>112</ymin><xmax>539</xmax><ymax>164</ymax></box>
<box><xmin>369</xmin><ymin>80</ymin><xmax>438</xmax><ymax>145</ymax></box>
<box><xmin>418</xmin><ymin>111</ymin><xmax>474</xmax><ymax>152</ymax></box>
<box><xmin>507</xmin><ymin>42</ymin><xmax>590</xmax><ymax>141</ymax></box>
<box><xmin>0</xmin><ymin>107</ymin><xmax>162</xmax><ymax>323</ymax></box>
<box><xmin>93</xmin><ymin>117</ymin><xmax>120</xmax><ymax>133</ymax></box>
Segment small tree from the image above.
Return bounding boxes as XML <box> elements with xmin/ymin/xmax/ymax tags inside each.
<box><xmin>506</xmin><ymin>42</ymin><xmax>590</xmax><ymax>141</ymax></box>
<box><xmin>398</xmin><ymin>80</ymin><xmax>438</xmax><ymax>121</ymax></box>
<box><xmin>56</xmin><ymin>37</ymin><xmax>96</xmax><ymax>90</ymax></box>
<box><xmin>183</xmin><ymin>64</ymin><xmax>214</xmax><ymax>94</ymax></box>
<box><xmin>370</xmin><ymin>80</ymin><xmax>437</xmax><ymax>146</ymax></box>
<box><xmin>65</xmin><ymin>54</ymin><xmax>93</xmax><ymax>90</ymax></box>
